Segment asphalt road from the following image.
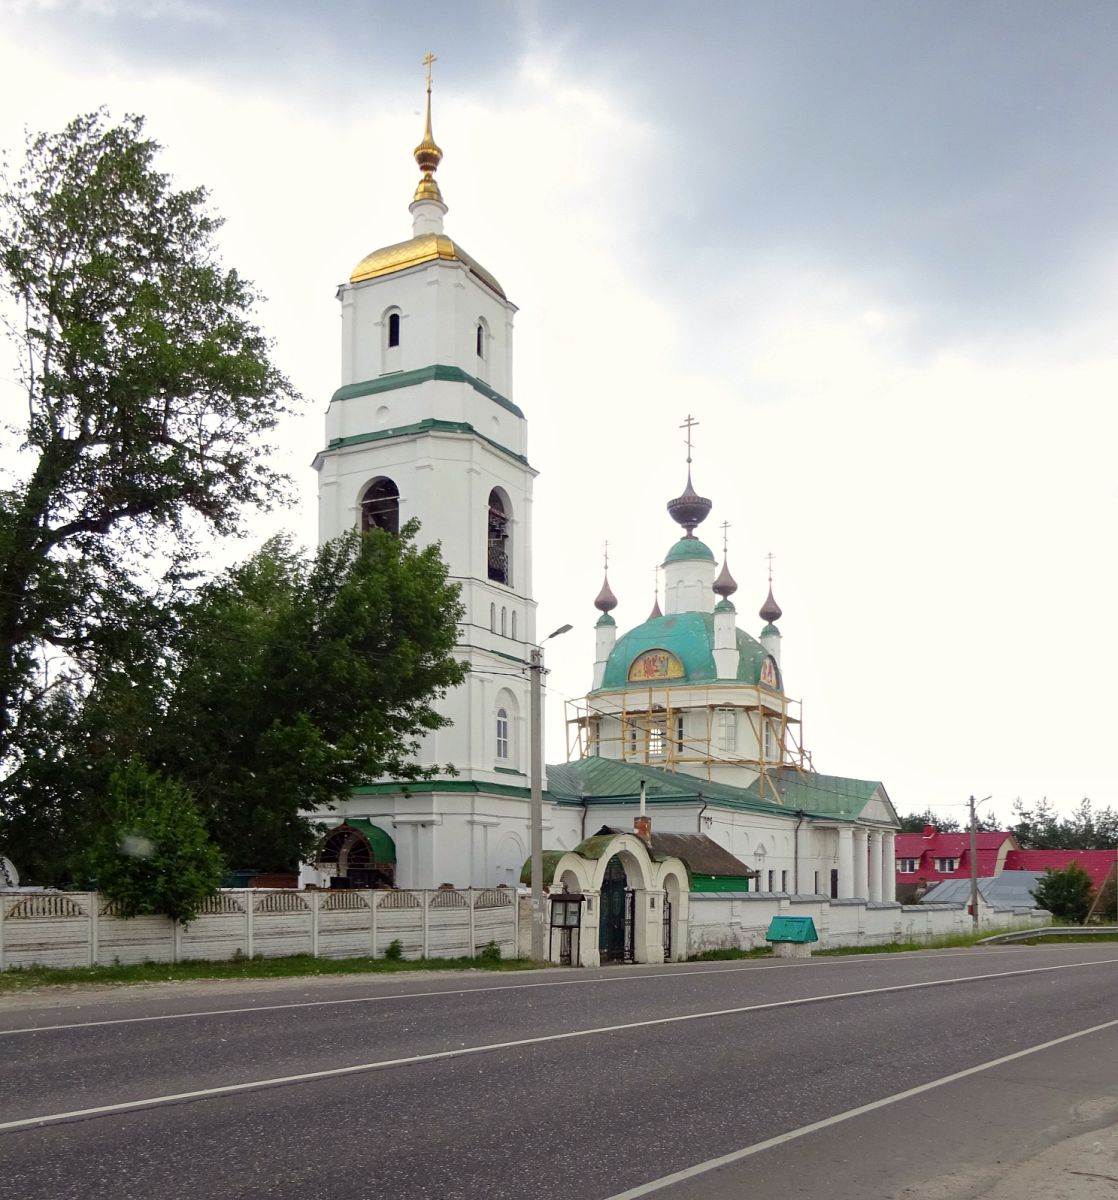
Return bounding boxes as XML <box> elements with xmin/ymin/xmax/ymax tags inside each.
<box><xmin>4</xmin><ymin>945</ymin><xmax>1117</xmax><ymax>1199</ymax></box>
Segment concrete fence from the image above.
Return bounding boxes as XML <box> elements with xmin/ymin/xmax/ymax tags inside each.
<box><xmin>0</xmin><ymin>888</ymin><xmax>519</xmax><ymax>971</ymax></box>
<box><xmin>687</xmin><ymin>893</ymin><xmax>1050</xmax><ymax>954</ymax></box>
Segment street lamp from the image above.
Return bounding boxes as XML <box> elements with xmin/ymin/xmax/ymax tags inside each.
<box><xmin>529</xmin><ymin>623</ymin><xmax>572</xmax><ymax>961</ymax></box>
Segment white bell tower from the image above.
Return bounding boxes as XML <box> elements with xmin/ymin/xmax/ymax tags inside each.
<box><xmin>314</xmin><ymin>60</ymin><xmax>537</xmax><ymax>818</ymax></box>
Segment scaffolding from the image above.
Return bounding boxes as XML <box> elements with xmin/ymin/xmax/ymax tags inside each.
<box><xmin>565</xmin><ymin>683</ymin><xmax>814</xmax><ymax>804</ymax></box>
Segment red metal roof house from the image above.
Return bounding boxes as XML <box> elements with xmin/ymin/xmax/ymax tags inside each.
<box><xmin>895</xmin><ymin>824</ymin><xmax>1018</xmax><ymax>887</ymax></box>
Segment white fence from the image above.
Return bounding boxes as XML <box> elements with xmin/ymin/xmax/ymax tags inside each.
<box><xmin>0</xmin><ymin>888</ymin><xmax>519</xmax><ymax>971</ymax></box>
<box><xmin>687</xmin><ymin>894</ymin><xmax>1050</xmax><ymax>954</ymax></box>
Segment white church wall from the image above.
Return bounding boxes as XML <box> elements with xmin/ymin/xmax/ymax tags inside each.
<box><xmin>685</xmin><ymin>893</ymin><xmax>1048</xmax><ymax>955</ymax></box>
<box><xmin>0</xmin><ymin>888</ymin><xmax>518</xmax><ymax>970</ymax></box>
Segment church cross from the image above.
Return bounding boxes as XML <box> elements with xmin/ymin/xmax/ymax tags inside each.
<box><xmin>603</xmin><ymin>539</ymin><xmax>609</xmax><ymax>571</ymax></box>
<box><xmin>422</xmin><ymin>52</ymin><xmax>437</xmax><ymax>90</ymax></box>
<box><xmin>680</xmin><ymin>414</ymin><xmax>699</xmax><ymax>465</ymax></box>
<box><xmin>720</xmin><ymin>520</ymin><xmax>731</xmax><ymax>555</ymax></box>
<box><xmin>765</xmin><ymin>551</ymin><xmax>776</xmax><ymax>582</ymax></box>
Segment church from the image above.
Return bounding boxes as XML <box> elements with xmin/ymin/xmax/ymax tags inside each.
<box><xmin>305</xmin><ymin>69</ymin><xmax>901</xmax><ymax>960</ymax></box>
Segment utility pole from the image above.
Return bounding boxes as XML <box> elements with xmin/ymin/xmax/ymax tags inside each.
<box><xmin>968</xmin><ymin>795</ymin><xmax>979</xmax><ymax>929</ymax></box>
<box><xmin>529</xmin><ymin>624</ymin><xmax>572</xmax><ymax>961</ymax></box>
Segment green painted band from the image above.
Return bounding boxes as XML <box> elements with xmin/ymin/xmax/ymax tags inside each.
<box><xmin>331</xmin><ymin>364</ymin><xmax>524</xmax><ymax>419</ymax></box>
<box><xmin>320</xmin><ymin>418</ymin><xmax>531</xmax><ymax>469</ymax></box>
<box><xmin>351</xmin><ymin>778</ymin><xmax>534</xmax><ymax>800</ymax></box>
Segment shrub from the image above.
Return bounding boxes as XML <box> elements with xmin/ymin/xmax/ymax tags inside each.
<box><xmin>384</xmin><ymin>938</ymin><xmax>403</xmax><ymax>960</ymax></box>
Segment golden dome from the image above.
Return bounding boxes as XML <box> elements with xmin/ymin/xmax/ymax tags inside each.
<box><xmin>413</xmin><ymin>55</ymin><xmax>444</xmax><ymax>205</ymax></box>
<box><xmin>349</xmin><ymin>233</ymin><xmax>506</xmax><ymax>298</ymax></box>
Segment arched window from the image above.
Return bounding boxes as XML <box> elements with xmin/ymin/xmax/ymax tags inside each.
<box><xmin>476</xmin><ymin>321</ymin><xmax>485</xmax><ymax>358</ymax></box>
<box><xmin>501</xmin><ymin>606</ymin><xmax>507</xmax><ymax>637</ymax></box>
<box><xmin>496</xmin><ymin>708</ymin><xmax>509</xmax><ymax>760</ymax></box>
<box><xmin>487</xmin><ymin>489</ymin><xmax>510</xmax><ymax>584</ymax></box>
<box><xmin>387</xmin><ymin>311</ymin><xmax>401</xmax><ymax>348</ymax></box>
<box><xmin>489</xmin><ymin>603</ymin><xmax>496</xmax><ymax>632</ymax></box>
<box><xmin>511</xmin><ymin>611</ymin><xmax>517</xmax><ymax>641</ymax></box>
<box><xmin>360</xmin><ymin>477</ymin><xmax>400</xmax><ymax>535</ymax></box>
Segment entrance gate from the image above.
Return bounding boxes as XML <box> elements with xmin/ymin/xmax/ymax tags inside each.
<box><xmin>598</xmin><ymin>857</ymin><xmax>635</xmax><ymax>963</ymax></box>
<box><xmin>662</xmin><ymin>895</ymin><xmax>672</xmax><ymax>960</ymax></box>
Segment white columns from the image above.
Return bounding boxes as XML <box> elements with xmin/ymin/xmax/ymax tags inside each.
<box><xmin>869</xmin><ymin>830</ymin><xmax>883</xmax><ymax>902</ymax></box>
<box><xmin>838</xmin><ymin>827</ymin><xmax>855</xmax><ymax>899</ymax></box>
<box><xmin>883</xmin><ymin>832</ymin><xmax>896</xmax><ymax>902</ymax></box>
<box><xmin>854</xmin><ymin>827</ymin><xmax>869</xmax><ymax>899</ymax></box>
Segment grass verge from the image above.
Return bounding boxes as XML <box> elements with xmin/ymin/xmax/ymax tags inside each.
<box><xmin>0</xmin><ymin>951</ymin><xmax>544</xmax><ymax>994</ymax></box>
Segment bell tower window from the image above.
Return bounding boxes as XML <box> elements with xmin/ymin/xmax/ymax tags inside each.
<box><xmin>387</xmin><ymin>311</ymin><xmax>401</xmax><ymax>348</ymax></box>
<box><xmin>487</xmin><ymin>489</ymin><xmax>510</xmax><ymax>585</ymax></box>
<box><xmin>360</xmin><ymin>477</ymin><xmax>400</xmax><ymax>535</ymax></box>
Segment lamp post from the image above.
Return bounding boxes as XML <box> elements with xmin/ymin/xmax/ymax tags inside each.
<box><xmin>530</xmin><ymin>623</ymin><xmax>573</xmax><ymax>961</ymax></box>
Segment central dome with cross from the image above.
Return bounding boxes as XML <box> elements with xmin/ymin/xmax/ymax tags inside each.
<box><xmin>575</xmin><ymin>416</ymin><xmax>789</xmax><ymax>785</ymax></box>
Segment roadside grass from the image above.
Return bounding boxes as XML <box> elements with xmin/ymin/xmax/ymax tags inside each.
<box><xmin>1014</xmin><ymin>932</ymin><xmax>1118</xmax><ymax>945</ymax></box>
<box><xmin>0</xmin><ymin>949</ymin><xmax>544</xmax><ymax>994</ymax></box>
<box><xmin>814</xmin><ymin>927</ymin><xmax>1035</xmax><ymax>955</ymax></box>
<box><xmin>688</xmin><ymin>947</ymin><xmax>772</xmax><ymax>961</ymax></box>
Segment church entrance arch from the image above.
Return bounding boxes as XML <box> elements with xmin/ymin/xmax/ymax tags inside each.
<box><xmin>598</xmin><ymin>856</ymin><xmax>634</xmax><ymax>963</ymax></box>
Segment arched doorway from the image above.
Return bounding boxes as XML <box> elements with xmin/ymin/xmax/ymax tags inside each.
<box><xmin>598</xmin><ymin>856</ymin><xmax>634</xmax><ymax>963</ymax></box>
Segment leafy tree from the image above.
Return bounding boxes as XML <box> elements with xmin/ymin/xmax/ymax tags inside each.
<box><xmin>1030</xmin><ymin>863</ymin><xmax>1095</xmax><ymax>925</ymax></box>
<box><xmin>896</xmin><ymin>809</ymin><xmax>1002</xmax><ymax>834</ymax></box>
<box><xmin>148</xmin><ymin>522</ymin><xmax>466</xmax><ymax>870</ymax></box>
<box><xmin>79</xmin><ymin>759</ymin><xmax>223</xmax><ymax>923</ymax></box>
<box><xmin>0</xmin><ymin>110</ymin><xmax>296</xmax><ymax>778</ymax></box>
<box><xmin>1009</xmin><ymin>797</ymin><xmax>1118</xmax><ymax>850</ymax></box>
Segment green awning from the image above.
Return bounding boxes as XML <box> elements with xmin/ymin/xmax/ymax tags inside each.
<box><xmin>335</xmin><ymin>818</ymin><xmax>396</xmax><ymax>864</ymax></box>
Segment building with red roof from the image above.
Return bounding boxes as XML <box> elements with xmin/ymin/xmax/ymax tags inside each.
<box><xmin>1003</xmin><ymin>849</ymin><xmax>1117</xmax><ymax>897</ymax></box>
<box><xmin>894</xmin><ymin>824</ymin><xmax>1018</xmax><ymax>892</ymax></box>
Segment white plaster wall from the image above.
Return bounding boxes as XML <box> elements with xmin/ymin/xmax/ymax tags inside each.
<box><xmin>340</xmin><ymin>257</ymin><xmax>515</xmax><ymax>397</ymax></box>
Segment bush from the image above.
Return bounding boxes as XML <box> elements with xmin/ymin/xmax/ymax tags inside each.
<box><xmin>81</xmin><ymin>759</ymin><xmax>223</xmax><ymax>924</ymax></box>
<box><xmin>384</xmin><ymin>938</ymin><xmax>403</xmax><ymax>960</ymax></box>
<box><xmin>1031</xmin><ymin>863</ymin><xmax>1095</xmax><ymax>925</ymax></box>
<box><xmin>478</xmin><ymin>940</ymin><xmax>502</xmax><ymax>962</ymax></box>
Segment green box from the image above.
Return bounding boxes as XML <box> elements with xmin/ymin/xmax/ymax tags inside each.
<box><xmin>766</xmin><ymin>916</ymin><xmax>819</xmax><ymax>944</ymax></box>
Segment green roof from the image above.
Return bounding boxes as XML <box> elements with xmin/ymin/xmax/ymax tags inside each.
<box><xmin>520</xmin><ymin>850</ymin><xmax>566</xmax><ymax>886</ymax></box>
<box><xmin>599</xmin><ymin>611</ymin><xmax>776</xmax><ymax>690</ymax></box>
<box><xmin>663</xmin><ymin>537</ymin><xmax>716</xmax><ymax>564</ymax></box>
<box><xmin>545</xmin><ymin>757</ymin><xmax>891</xmax><ymax>824</ymax></box>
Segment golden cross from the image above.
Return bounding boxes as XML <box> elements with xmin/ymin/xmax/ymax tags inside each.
<box><xmin>422</xmin><ymin>52</ymin><xmax>437</xmax><ymax>90</ymax></box>
<box><xmin>680</xmin><ymin>414</ymin><xmax>699</xmax><ymax>464</ymax></box>
<box><xmin>765</xmin><ymin>551</ymin><xmax>775</xmax><ymax>582</ymax></box>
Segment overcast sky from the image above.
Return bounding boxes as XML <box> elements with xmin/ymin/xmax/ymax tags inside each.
<box><xmin>1</xmin><ymin>1</ymin><xmax>1115</xmax><ymax>825</ymax></box>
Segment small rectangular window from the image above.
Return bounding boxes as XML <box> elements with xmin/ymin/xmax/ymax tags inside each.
<box><xmin>649</xmin><ymin>720</ymin><xmax>666</xmax><ymax>760</ymax></box>
<box><xmin>717</xmin><ymin>708</ymin><xmax>736</xmax><ymax>752</ymax></box>
<box><xmin>676</xmin><ymin>714</ymin><xmax>684</xmax><ymax>751</ymax></box>
<box><xmin>767</xmin><ymin>869</ymin><xmax>775</xmax><ymax>892</ymax></box>
<box><xmin>813</xmin><ymin>870</ymin><xmax>820</xmax><ymax>894</ymax></box>
<box><xmin>780</xmin><ymin>870</ymin><xmax>788</xmax><ymax>893</ymax></box>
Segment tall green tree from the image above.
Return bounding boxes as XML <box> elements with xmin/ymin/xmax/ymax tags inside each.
<box><xmin>149</xmin><ymin>522</ymin><xmax>466</xmax><ymax>871</ymax></box>
<box><xmin>1009</xmin><ymin>798</ymin><xmax>1118</xmax><ymax>850</ymax></box>
<box><xmin>0</xmin><ymin>110</ymin><xmax>297</xmax><ymax>778</ymax></box>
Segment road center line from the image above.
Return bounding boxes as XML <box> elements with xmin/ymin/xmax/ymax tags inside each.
<box><xmin>600</xmin><ymin>1016</ymin><xmax>1118</xmax><ymax>1199</ymax></box>
<box><xmin>2</xmin><ymin>955</ymin><xmax>1116</xmax><ymax>1134</ymax></box>
<box><xmin>0</xmin><ymin>944</ymin><xmax>1088</xmax><ymax>1036</ymax></box>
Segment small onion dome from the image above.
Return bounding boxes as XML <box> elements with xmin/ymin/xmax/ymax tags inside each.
<box><xmin>759</xmin><ymin>584</ymin><xmax>782</xmax><ymax>624</ymax></box>
<box><xmin>666</xmin><ymin>471</ymin><xmax>713</xmax><ymax>538</ymax></box>
<box><xmin>647</xmin><ymin>596</ymin><xmax>663</xmax><ymax>620</ymax></box>
<box><xmin>760</xmin><ymin>621</ymin><xmax>779</xmax><ymax>637</ymax></box>
<box><xmin>713</xmin><ymin>556</ymin><xmax>738</xmax><ymax>599</ymax></box>
<box><xmin>594</xmin><ymin>572</ymin><xmax>618</xmax><ymax>614</ymax></box>
<box><xmin>596</xmin><ymin>611</ymin><xmax>616</xmax><ymax>628</ymax></box>
<box><xmin>715</xmin><ymin>597</ymin><xmax>736</xmax><ymax>614</ymax></box>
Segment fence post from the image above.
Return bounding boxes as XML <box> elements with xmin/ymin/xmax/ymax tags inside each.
<box><xmin>245</xmin><ymin>891</ymin><xmax>254</xmax><ymax>960</ymax></box>
<box><xmin>422</xmin><ymin>891</ymin><xmax>430</xmax><ymax>958</ymax></box>
<box><xmin>311</xmin><ymin>890</ymin><xmax>320</xmax><ymax>959</ymax></box>
<box><xmin>468</xmin><ymin>888</ymin><xmax>476</xmax><ymax>957</ymax></box>
<box><xmin>513</xmin><ymin>889</ymin><xmax>520</xmax><ymax>958</ymax></box>
<box><xmin>370</xmin><ymin>892</ymin><xmax>378</xmax><ymax>958</ymax></box>
<box><xmin>172</xmin><ymin>918</ymin><xmax>181</xmax><ymax>963</ymax></box>
<box><xmin>0</xmin><ymin>895</ymin><xmax>6</xmax><ymax>971</ymax></box>
<box><xmin>89</xmin><ymin>892</ymin><xmax>99</xmax><ymax>967</ymax></box>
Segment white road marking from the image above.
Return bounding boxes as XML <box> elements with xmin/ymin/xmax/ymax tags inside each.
<box><xmin>600</xmin><ymin>1016</ymin><xmax>1118</xmax><ymax>1198</ymax></box>
<box><xmin>0</xmin><ymin>943</ymin><xmax>1091</xmax><ymax>1037</ymax></box>
<box><xmin>2</xmin><ymin>955</ymin><xmax>1116</xmax><ymax>1133</ymax></box>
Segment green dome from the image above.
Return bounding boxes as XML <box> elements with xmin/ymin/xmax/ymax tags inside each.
<box><xmin>663</xmin><ymin>537</ymin><xmax>716</xmax><ymax>565</ymax></box>
<box><xmin>597</xmin><ymin>611</ymin><xmax>781</xmax><ymax>691</ymax></box>
<box><xmin>596</xmin><ymin>612</ymin><xmax>616</xmax><ymax>627</ymax></box>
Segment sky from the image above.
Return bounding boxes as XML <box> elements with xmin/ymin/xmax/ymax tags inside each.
<box><xmin>0</xmin><ymin>0</ymin><xmax>1115</xmax><ymax>826</ymax></box>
